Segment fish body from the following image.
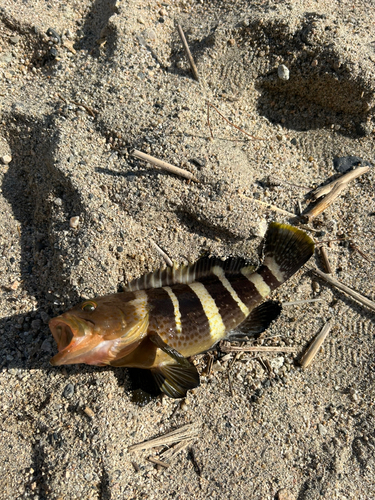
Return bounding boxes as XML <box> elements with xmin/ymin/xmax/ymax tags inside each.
<box><xmin>49</xmin><ymin>223</ymin><xmax>314</xmax><ymax>398</ymax></box>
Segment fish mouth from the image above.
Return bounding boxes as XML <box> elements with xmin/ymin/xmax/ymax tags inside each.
<box><xmin>49</xmin><ymin>315</ymin><xmax>94</xmax><ymax>366</ymax></box>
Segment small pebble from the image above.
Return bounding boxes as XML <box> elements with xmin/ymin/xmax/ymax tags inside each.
<box><xmin>69</xmin><ymin>216</ymin><xmax>80</xmax><ymax>228</ymax></box>
<box><xmin>84</xmin><ymin>406</ymin><xmax>95</xmax><ymax>418</ymax></box>
<box><xmin>63</xmin><ymin>383</ymin><xmax>75</xmax><ymax>399</ymax></box>
<box><xmin>54</xmin><ymin>197</ymin><xmax>63</xmax><ymax>207</ymax></box>
<box><xmin>277</xmin><ymin>64</ymin><xmax>290</xmax><ymax>80</ymax></box>
<box><xmin>10</xmin><ymin>35</ymin><xmax>21</xmax><ymax>45</ymax></box>
<box><xmin>318</xmin><ymin>423</ymin><xmax>327</xmax><ymax>436</ymax></box>
<box><xmin>1</xmin><ymin>155</ymin><xmax>12</xmax><ymax>164</ymax></box>
<box><xmin>9</xmin><ymin>280</ymin><xmax>19</xmax><ymax>290</ymax></box>
<box><xmin>276</xmin><ymin>489</ymin><xmax>295</xmax><ymax>500</ymax></box>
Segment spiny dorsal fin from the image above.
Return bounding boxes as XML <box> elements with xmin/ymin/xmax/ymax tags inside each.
<box><xmin>125</xmin><ymin>257</ymin><xmax>255</xmax><ymax>291</ymax></box>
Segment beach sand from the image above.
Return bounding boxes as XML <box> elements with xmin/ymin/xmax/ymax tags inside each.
<box><xmin>0</xmin><ymin>1</ymin><xmax>374</xmax><ymax>498</ymax></box>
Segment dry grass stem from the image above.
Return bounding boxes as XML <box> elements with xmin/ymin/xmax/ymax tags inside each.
<box><xmin>147</xmin><ymin>457</ymin><xmax>170</xmax><ymax>468</ymax></box>
<box><xmin>309</xmin><ymin>266</ymin><xmax>375</xmax><ymax>312</ymax></box>
<box><xmin>300</xmin><ymin>320</ymin><xmax>333</xmax><ymax>368</ymax></box>
<box><xmin>206</xmin><ymin>102</ymin><xmax>265</xmax><ymax>141</ymax></box>
<box><xmin>221</xmin><ymin>345</ymin><xmax>298</xmax><ymax>353</ymax></box>
<box><xmin>176</xmin><ymin>23</ymin><xmax>199</xmax><ymax>81</ymax></box>
<box><xmin>128</xmin><ymin>424</ymin><xmax>200</xmax><ymax>452</ymax></box>
<box><xmin>131</xmin><ymin>149</ymin><xmax>199</xmax><ymax>182</ymax></box>
<box><xmin>238</xmin><ymin>193</ymin><xmax>296</xmax><ymax>217</ymax></box>
<box><xmin>320</xmin><ymin>246</ymin><xmax>333</xmax><ymax>274</ymax></box>
<box><xmin>283</xmin><ymin>298</ymin><xmax>325</xmax><ymax>306</ymax></box>
<box><xmin>304</xmin><ymin>166</ymin><xmax>370</xmax><ymax>221</ymax></box>
<box><xmin>150</xmin><ymin>239</ymin><xmax>173</xmax><ymax>267</ymax></box>
<box><xmin>159</xmin><ymin>439</ymin><xmax>193</xmax><ymax>461</ymax></box>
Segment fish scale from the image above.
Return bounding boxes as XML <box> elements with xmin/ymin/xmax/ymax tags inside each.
<box><xmin>49</xmin><ymin>222</ymin><xmax>315</xmax><ymax>398</ymax></box>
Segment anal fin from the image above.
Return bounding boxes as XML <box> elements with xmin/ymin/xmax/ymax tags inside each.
<box><xmin>233</xmin><ymin>300</ymin><xmax>282</xmax><ymax>338</ymax></box>
<box><xmin>151</xmin><ymin>362</ymin><xmax>200</xmax><ymax>399</ymax></box>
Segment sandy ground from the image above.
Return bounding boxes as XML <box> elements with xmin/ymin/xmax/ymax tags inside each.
<box><xmin>0</xmin><ymin>0</ymin><xmax>374</xmax><ymax>499</ymax></box>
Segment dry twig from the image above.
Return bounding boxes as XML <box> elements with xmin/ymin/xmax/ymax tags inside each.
<box><xmin>309</xmin><ymin>266</ymin><xmax>375</xmax><ymax>312</ymax></box>
<box><xmin>238</xmin><ymin>193</ymin><xmax>297</xmax><ymax>217</ymax></box>
<box><xmin>300</xmin><ymin>320</ymin><xmax>333</xmax><ymax>368</ymax></box>
<box><xmin>150</xmin><ymin>239</ymin><xmax>173</xmax><ymax>267</ymax></box>
<box><xmin>128</xmin><ymin>424</ymin><xmax>200</xmax><ymax>452</ymax></box>
<box><xmin>320</xmin><ymin>246</ymin><xmax>333</xmax><ymax>274</ymax></box>
<box><xmin>304</xmin><ymin>166</ymin><xmax>370</xmax><ymax>221</ymax></box>
<box><xmin>221</xmin><ymin>345</ymin><xmax>298</xmax><ymax>353</ymax></box>
<box><xmin>147</xmin><ymin>457</ymin><xmax>169</xmax><ymax>468</ymax></box>
<box><xmin>176</xmin><ymin>23</ymin><xmax>199</xmax><ymax>81</ymax></box>
<box><xmin>283</xmin><ymin>298</ymin><xmax>325</xmax><ymax>307</ymax></box>
<box><xmin>206</xmin><ymin>102</ymin><xmax>265</xmax><ymax>141</ymax></box>
<box><xmin>131</xmin><ymin>149</ymin><xmax>199</xmax><ymax>182</ymax></box>
<box><xmin>159</xmin><ymin>439</ymin><xmax>193</xmax><ymax>461</ymax></box>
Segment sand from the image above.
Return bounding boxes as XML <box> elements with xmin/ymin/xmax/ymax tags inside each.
<box><xmin>0</xmin><ymin>0</ymin><xmax>374</xmax><ymax>498</ymax></box>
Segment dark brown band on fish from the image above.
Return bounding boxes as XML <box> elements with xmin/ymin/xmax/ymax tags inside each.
<box><xmin>146</xmin><ymin>287</ymin><xmax>177</xmax><ymax>334</ymax></box>
<box><xmin>172</xmin><ymin>283</ymin><xmax>210</xmax><ymax>340</ymax></box>
<box><xmin>197</xmin><ymin>275</ymin><xmax>246</xmax><ymax>330</ymax></box>
<box><xmin>229</xmin><ymin>274</ymin><xmax>264</xmax><ymax>308</ymax></box>
<box><xmin>257</xmin><ymin>265</ymin><xmax>283</xmax><ymax>291</ymax></box>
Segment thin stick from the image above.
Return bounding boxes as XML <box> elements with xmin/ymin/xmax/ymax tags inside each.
<box><xmin>320</xmin><ymin>246</ymin><xmax>333</xmax><ymax>274</ymax></box>
<box><xmin>206</xmin><ymin>102</ymin><xmax>265</xmax><ymax>141</ymax></box>
<box><xmin>238</xmin><ymin>193</ymin><xmax>297</xmax><ymax>217</ymax></box>
<box><xmin>304</xmin><ymin>166</ymin><xmax>369</xmax><ymax>221</ymax></box>
<box><xmin>221</xmin><ymin>345</ymin><xmax>298</xmax><ymax>353</ymax></box>
<box><xmin>176</xmin><ymin>23</ymin><xmax>199</xmax><ymax>81</ymax></box>
<box><xmin>150</xmin><ymin>239</ymin><xmax>173</xmax><ymax>267</ymax></box>
<box><xmin>131</xmin><ymin>149</ymin><xmax>199</xmax><ymax>182</ymax></box>
<box><xmin>159</xmin><ymin>439</ymin><xmax>193</xmax><ymax>461</ymax></box>
<box><xmin>147</xmin><ymin>457</ymin><xmax>170</xmax><ymax>468</ymax></box>
<box><xmin>283</xmin><ymin>298</ymin><xmax>325</xmax><ymax>306</ymax></box>
<box><xmin>311</xmin><ymin>166</ymin><xmax>370</xmax><ymax>198</ymax></box>
<box><xmin>300</xmin><ymin>320</ymin><xmax>333</xmax><ymax>368</ymax></box>
<box><xmin>128</xmin><ymin>424</ymin><xmax>199</xmax><ymax>452</ymax></box>
<box><xmin>309</xmin><ymin>266</ymin><xmax>375</xmax><ymax>312</ymax></box>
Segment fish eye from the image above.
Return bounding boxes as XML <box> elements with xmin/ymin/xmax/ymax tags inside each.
<box><xmin>81</xmin><ymin>301</ymin><xmax>97</xmax><ymax>312</ymax></box>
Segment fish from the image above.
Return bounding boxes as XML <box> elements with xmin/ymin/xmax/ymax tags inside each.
<box><xmin>49</xmin><ymin>222</ymin><xmax>314</xmax><ymax>398</ymax></box>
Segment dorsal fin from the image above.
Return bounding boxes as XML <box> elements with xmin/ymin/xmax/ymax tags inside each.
<box><xmin>124</xmin><ymin>257</ymin><xmax>256</xmax><ymax>291</ymax></box>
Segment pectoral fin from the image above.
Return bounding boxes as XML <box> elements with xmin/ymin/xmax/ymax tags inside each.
<box><xmin>149</xmin><ymin>332</ymin><xmax>192</xmax><ymax>368</ymax></box>
<box><xmin>149</xmin><ymin>332</ymin><xmax>200</xmax><ymax>398</ymax></box>
<box><xmin>233</xmin><ymin>300</ymin><xmax>282</xmax><ymax>338</ymax></box>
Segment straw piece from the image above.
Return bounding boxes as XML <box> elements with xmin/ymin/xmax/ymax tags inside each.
<box><xmin>159</xmin><ymin>439</ymin><xmax>193</xmax><ymax>461</ymax></box>
<box><xmin>176</xmin><ymin>23</ymin><xmax>199</xmax><ymax>81</ymax></box>
<box><xmin>238</xmin><ymin>193</ymin><xmax>296</xmax><ymax>217</ymax></box>
<box><xmin>309</xmin><ymin>266</ymin><xmax>375</xmax><ymax>312</ymax></box>
<box><xmin>320</xmin><ymin>246</ymin><xmax>333</xmax><ymax>274</ymax></box>
<box><xmin>300</xmin><ymin>320</ymin><xmax>333</xmax><ymax>368</ymax></box>
<box><xmin>283</xmin><ymin>298</ymin><xmax>325</xmax><ymax>306</ymax></box>
<box><xmin>220</xmin><ymin>345</ymin><xmax>298</xmax><ymax>353</ymax></box>
<box><xmin>304</xmin><ymin>166</ymin><xmax>369</xmax><ymax>222</ymax></box>
<box><xmin>131</xmin><ymin>149</ymin><xmax>199</xmax><ymax>182</ymax></box>
<box><xmin>207</xmin><ymin>102</ymin><xmax>265</xmax><ymax>141</ymax></box>
<box><xmin>128</xmin><ymin>424</ymin><xmax>200</xmax><ymax>452</ymax></box>
<box><xmin>147</xmin><ymin>457</ymin><xmax>169</xmax><ymax>468</ymax></box>
<box><xmin>150</xmin><ymin>239</ymin><xmax>173</xmax><ymax>267</ymax></box>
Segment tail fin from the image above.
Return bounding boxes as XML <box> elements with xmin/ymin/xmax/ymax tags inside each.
<box><xmin>262</xmin><ymin>222</ymin><xmax>314</xmax><ymax>285</ymax></box>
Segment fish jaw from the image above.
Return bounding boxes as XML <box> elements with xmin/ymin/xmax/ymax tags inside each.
<box><xmin>49</xmin><ymin>315</ymin><xmax>110</xmax><ymax>366</ymax></box>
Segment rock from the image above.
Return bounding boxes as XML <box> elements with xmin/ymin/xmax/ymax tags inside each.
<box><xmin>63</xmin><ymin>383</ymin><xmax>75</xmax><ymax>399</ymax></box>
<box><xmin>1</xmin><ymin>155</ymin><xmax>12</xmax><ymax>165</ymax></box>
<box><xmin>277</xmin><ymin>64</ymin><xmax>290</xmax><ymax>80</ymax></box>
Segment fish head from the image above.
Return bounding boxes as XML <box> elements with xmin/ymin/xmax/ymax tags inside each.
<box><xmin>49</xmin><ymin>293</ymin><xmax>148</xmax><ymax>366</ymax></box>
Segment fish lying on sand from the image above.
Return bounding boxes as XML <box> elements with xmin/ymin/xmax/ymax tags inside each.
<box><xmin>49</xmin><ymin>222</ymin><xmax>314</xmax><ymax>398</ymax></box>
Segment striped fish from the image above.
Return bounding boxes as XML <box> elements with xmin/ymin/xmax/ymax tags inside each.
<box><xmin>49</xmin><ymin>222</ymin><xmax>314</xmax><ymax>398</ymax></box>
